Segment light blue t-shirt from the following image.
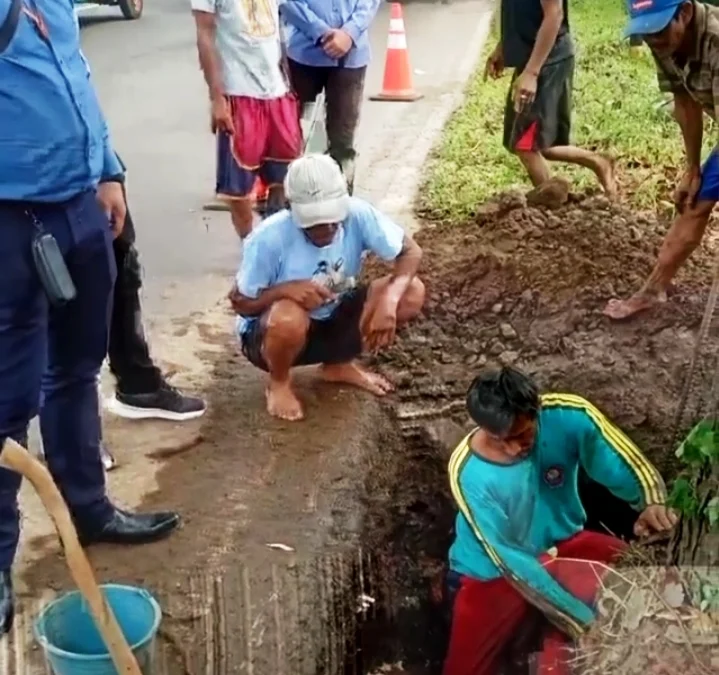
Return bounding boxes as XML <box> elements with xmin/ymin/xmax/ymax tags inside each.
<box><xmin>235</xmin><ymin>197</ymin><xmax>405</xmax><ymax>335</ymax></box>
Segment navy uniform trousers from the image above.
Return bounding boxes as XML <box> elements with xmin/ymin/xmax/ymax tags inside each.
<box><xmin>0</xmin><ymin>190</ymin><xmax>115</xmax><ymax>570</ymax></box>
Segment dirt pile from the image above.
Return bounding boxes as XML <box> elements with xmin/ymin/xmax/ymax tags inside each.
<box><xmin>366</xmin><ymin>189</ymin><xmax>719</xmax><ymax>674</ymax></box>
<box><xmin>375</xmin><ymin>190</ymin><xmax>718</xmax><ymax>470</ymax></box>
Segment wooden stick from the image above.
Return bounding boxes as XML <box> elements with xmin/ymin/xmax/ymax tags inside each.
<box><xmin>0</xmin><ymin>438</ymin><xmax>141</xmax><ymax>675</ymax></box>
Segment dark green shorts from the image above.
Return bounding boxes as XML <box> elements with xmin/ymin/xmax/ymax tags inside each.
<box><xmin>503</xmin><ymin>56</ymin><xmax>574</xmax><ymax>153</ymax></box>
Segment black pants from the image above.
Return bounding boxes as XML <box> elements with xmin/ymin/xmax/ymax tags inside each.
<box><xmin>108</xmin><ymin>186</ymin><xmax>163</xmax><ymax>395</ymax></box>
<box><xmin>287</xmin><ymin>59</ymin><xmax>367</xmax><ymax>162</ymax></box>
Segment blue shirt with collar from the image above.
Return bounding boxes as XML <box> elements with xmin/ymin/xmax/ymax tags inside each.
<box><xmin>279</xmin><ymin>0</ymin><xmax>382</xmax><ymax>69</ymax></box>
<box><xmin>0</xmin><ymin>0</ymin><xmax>123</xmax><ymax>202</ymax></box>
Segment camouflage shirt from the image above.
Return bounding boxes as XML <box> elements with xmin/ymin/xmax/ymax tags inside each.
<box><xmin>653</xmin><ymin>2</ymin><xmax>719</xmax><ymax>119</ymax></box>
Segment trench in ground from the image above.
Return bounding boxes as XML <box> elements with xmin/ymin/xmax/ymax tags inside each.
<box><xmin>339</xmin><ymin>408</ymin><xmax>646</xmax><ymax>675</ymax></box>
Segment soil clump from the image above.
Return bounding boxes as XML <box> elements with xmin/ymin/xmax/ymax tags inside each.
<box><xmin>374</xmin><ymin>190</ymin><xmax>718</xmax><ymax>473</ymax></box>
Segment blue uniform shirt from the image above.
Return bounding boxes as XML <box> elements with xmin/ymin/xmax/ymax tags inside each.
<box><xmin>448</xmin><ymin>393</ymin><xmax>667</xmax><ymax>638</ymax></box>
<box><xmin>0</xmin><ymin>0</ymin><xmax>122</xmax><ymax>201</ymax></box>
<box><xmin>279</xmin><ymin>0</ymin><xmax>382</xmax><ymax>68</ymax></box>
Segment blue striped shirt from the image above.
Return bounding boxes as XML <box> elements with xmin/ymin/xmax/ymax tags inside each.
<box><xmin>279</xmin><ymin>0</ymin><xmax>382</xmax><ymax>69</ymax></box>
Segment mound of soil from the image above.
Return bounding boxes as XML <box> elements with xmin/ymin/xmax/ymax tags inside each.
<box><xmin>376</xmin><ymin>190</ymin><xmax>719</xmax><ymax>472</ymax></box>
<box><xmin>364</xmin><ymin>190</ymin><xmax>719</xmax><ymax>673</ymax></box>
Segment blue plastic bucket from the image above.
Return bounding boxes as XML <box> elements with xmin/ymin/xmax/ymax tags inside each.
<box><xmin>33</xmin><ymin>584</ymin><xmax>161</xmax><ymax>675</ymax></box>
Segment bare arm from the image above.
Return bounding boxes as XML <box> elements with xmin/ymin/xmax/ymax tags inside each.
<box><xmin>229</xmin><ymin>284</ymin><xmax>290</xmax><ymax>318</ymax></box>
<box><xmin>674</xmin><ymin>91</ymin><xmax>704</xmax><ymax>169</ymax></box>
<box><xmin>523</xmin><ymin>0</ymin><xmax>564</xmax><ymax>76</ymax></box>
<box><xmin>229</xmin><ymin>282</ymin><xmax>335</xmax><ymax>317</ymax></box>
<box><xmin>383</xmin><ymin>236</ymin><xmax>422</xmax><ymax>308</ymax></box>
<box><xmin>192</xmin><ymin>10</ymin><xmax>224</xmax><ymax>102</ymax></box>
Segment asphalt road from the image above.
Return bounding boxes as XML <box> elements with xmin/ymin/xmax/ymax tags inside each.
<box><xmin>78</xmin><ymin>0</ymin><xmax>493</xmax><ymax>321</ymax></box>
<box><xmin>13</xmin><ymin>0</ymin><xmax>493</xmax><ymax>657</ymax></box>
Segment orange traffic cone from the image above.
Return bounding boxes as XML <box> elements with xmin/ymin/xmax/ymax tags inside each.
<box><xmin>370</xmin><ymin>3</ymin><xmax>423</xmax><ymax>102</ymax></box>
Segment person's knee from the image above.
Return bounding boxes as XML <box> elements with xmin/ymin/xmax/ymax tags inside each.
<box><xmin>673</xmin><ymin>203</ymin><xmax>713</xmax><ymax>248</ymax></box>
<box><xmin>264</xmin><ymin>300</ymin><xmax>310</xmax><ymax>346</ymax></box>
<box><xmin>397</xmin><ymin>277</ymin><xmax>426</xmax><ymax>323</ymax></box>
<box><xmin>265</xmin><ymin>185</ymin><xmax>287</xmax><ymax>216</ymax></box>
<box><xmin>0</xmin><ymin>401</ymin><xmax>37</xmax><ymax>442</ymax></box>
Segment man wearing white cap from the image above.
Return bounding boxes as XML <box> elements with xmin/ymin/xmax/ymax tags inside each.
<box><xmin>605</xmin><ymin>0</ymin><xmax>719</xmax><ymax>319</ymax></box>
<box><xmin>229</xmin><ymin>154</ymin><xmax>425</xmax><ymax>421</ymax></box>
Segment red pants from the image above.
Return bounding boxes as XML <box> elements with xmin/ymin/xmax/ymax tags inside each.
<box><xmin>443</xmin><ymin>531</ymin><xmax>627</xmax><ymax>675</ymax></box>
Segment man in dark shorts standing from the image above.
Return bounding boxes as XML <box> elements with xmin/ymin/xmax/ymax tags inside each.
<box><xmin>486</xmin><ymin>0</ymin><xmax>616</xmax><ymax>195</ymax></box>
<box><xmin>192</xmin><ymin>0</ymin><xmax>303</xmax><ymax>239</ymax></box>
<box><xmin>228</xmin><ymin>154</ymin><xmax>425</xmax><ymax>421</ymax></box>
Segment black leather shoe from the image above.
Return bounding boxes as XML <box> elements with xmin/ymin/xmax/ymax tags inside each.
<box><xmin>0</xmin><ymin>571</ymin><xmax>14</xmax><ymax>636</ymax></box>
<box><xmin>77</xmin><ymin>507</ymin><xmax>180</xmax><ymax>546</ymax></box>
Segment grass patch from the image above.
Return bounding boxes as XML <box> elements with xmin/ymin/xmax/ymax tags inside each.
<box><xmin>419</xmin><ymin>0</ymin><xmax>713</xmax><ymax>223</ymax></box>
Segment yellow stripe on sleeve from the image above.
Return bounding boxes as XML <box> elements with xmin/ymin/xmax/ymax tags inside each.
<box><xmin>540</xmin><ymin>393</ymin><xmax>666</xmax><ymax>506</ymax></box>
<box><xmin>447</xmin><ymin>436</ymin><xmax>504</xmax><ymax>570</ymax></box>
<box><xmin>447</xmin><ymin>432</ymin><xmax>586</xmax><ymax>638</ymax></box>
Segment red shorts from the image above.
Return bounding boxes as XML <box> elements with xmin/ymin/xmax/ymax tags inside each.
<box><xmin>216</xmin><ymin>94</ymin><xmax>302</xmax><ymax>199</ymax></box>
<box><xmin>443</xmin><ymin>530</ymin><xmax>627</xmax><ymax>675</ymax></box>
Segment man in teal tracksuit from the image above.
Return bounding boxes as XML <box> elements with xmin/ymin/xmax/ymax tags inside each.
<box><xmin>443</xmin><ymin>366</ymin><xmax>677</xmax><ymax>675</ymax></box>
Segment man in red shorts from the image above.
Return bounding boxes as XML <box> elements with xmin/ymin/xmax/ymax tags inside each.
<box><xmin>192</xmin><ymin>0</ymin><xmax>303</xmax><ymax>239</ymax></box>
<box><xmin>444</xmin><ymin>367</ymin><xmax>677</xmax><ymax>675</ymax></box>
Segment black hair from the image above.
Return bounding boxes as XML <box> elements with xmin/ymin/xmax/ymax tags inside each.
<box><xmin>465</xmin><ymin>366</ymin><xmax>540</xmax><ymax>435</ymax></box>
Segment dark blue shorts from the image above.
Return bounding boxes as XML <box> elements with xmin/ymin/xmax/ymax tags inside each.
<box><xmin>698</xmin><ymin>149</ymin><xmax>719</xmax><ymax>202</ymax></box>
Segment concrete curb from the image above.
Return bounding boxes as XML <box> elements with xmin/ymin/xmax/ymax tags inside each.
<box><xmin>374</xmin><ymin>6</ymin><xmax>495</xmax><ymax>227</ymax></box>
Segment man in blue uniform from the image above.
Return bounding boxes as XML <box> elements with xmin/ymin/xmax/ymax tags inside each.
<box><xmin>443</xmin><ymin>366</ymin><xmax>677</xmax><ymax>675</ymax></box>
<box><xmin>0</xmin><ymin>0</ymin><xmax>180</xmax><ymax>634</ymax></box>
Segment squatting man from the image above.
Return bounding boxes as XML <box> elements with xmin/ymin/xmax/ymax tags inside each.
<box><xmin>228</xmin><ymin>154</ymin><xmax>425</xmax><ymax>421</ymax></box>
<box><xmin>443</xmin><ymin>366</ymin><xmax>678</xmax><ymax>675</ymax></box>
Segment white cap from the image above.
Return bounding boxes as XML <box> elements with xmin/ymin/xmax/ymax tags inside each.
<box><xmin>284</xmin><ymin>154</ymin><xmax>350</xmax><ymax>229</ymax></box>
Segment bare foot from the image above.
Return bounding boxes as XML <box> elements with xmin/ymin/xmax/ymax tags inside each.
<box><xmin>603</xmin><ymin>289</ymin><xmax>667</xmax><ymax>320</ymax></box>
<box><xmin>594</xmin><ymin>154</ymin><xmax>617</xmax><ymax>199</ymax></box>
<box><xmin>320</xmin><ymin>361</ymin><xmax>395</xmax><ymax>397</ymax></box>
<box><xmin>266</xmin><ymin>379</ymin><xmax>304</xmax><ymax>421</ymax></box>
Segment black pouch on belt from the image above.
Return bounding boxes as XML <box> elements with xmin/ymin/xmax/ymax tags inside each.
<box><xmin>26</xmin><ymin>210</ymin><xmax>77</xmax><ymax>306</ymax></box>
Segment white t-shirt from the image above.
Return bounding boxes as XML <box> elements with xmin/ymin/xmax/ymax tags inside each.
<box><xmin>191</xmin><ymin>0</ymin><xmax>289</xmax><ymax>99</ymax></box>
